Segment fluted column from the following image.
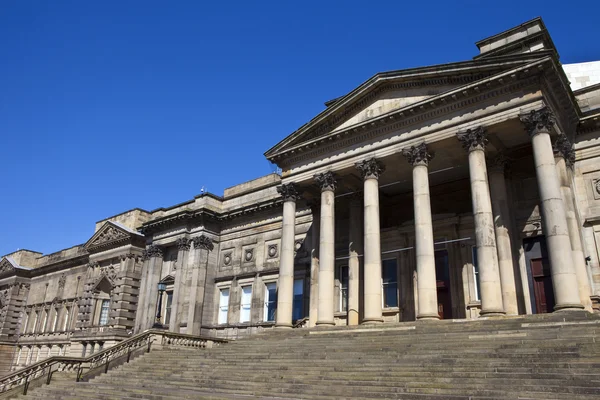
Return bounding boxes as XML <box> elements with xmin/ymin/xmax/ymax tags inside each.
<box><xmin>488</xmin><ymin>154</ymin><xmax>519</xmax><ymax>315</ymax></box>
<box><xmin>355</xmin><ymin>158</ymin><xmax>385</xmax><ymax>324</ymax></box>
<box><xmin>275</xmin><ymin>183</ymin><xmax>299</xmax><ymax>328</ymax></box>
<box><xmin>169</xmin><ymin>238</ymin><xmax>190</xmax><ymax>332</ymax></box>
<box><xmin>520</xmin><ymin>108</ymin><xmax>583</xmax><ymax>311</ymax></box>
<box><xmin>402</xmin><ymin>143</ymin><xmax>439</xmax><ymax>320</ymax></box>
<box><xmin>315</xmin><ymin>172</ymin><xmax>337</xmax><ymax>326</ymax></box>
<box><xmin>457</xmin><ymin>127</ymin><xmax>505</xmax><ymax>316</ymax></box>
<box><xmin>553</xmin><ymin>134</ymin><xmax>592</xmax><ymax>311</ymax></box>
<box><xmin>347</xmin><ymin>194</ymin><xmax>362</xmax><ymax>325</ymax></box>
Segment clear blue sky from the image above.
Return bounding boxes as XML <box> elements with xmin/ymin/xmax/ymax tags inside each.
<box><xmin>1</xmin><ymin>1</ymin><xmax>599</xmax><ymax>257</ymax></box>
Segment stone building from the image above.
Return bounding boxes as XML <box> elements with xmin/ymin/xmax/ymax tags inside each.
<box><xmin>1</xmin><ymin>17</ymin><xmax>600</xmax><ymax>376</ymax></box>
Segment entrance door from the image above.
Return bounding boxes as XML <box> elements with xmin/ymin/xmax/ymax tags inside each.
<box><xmin>435</xmin><ymin>249</ymin><xmax>452</xmax><ymax>319</ymax></box>
<box><xmin>531</xmin><ymin>258</ymin><xmax>555</xmax><ymax>313</ymax></box>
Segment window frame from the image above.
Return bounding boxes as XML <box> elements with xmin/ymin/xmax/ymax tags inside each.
<box><xmin>381</xmin><ymin>258</ymin><xmax>399</xmax><ymax>309</ymax></box>
<box><xmin>217</xmin><ymin>287</ymin><xmax>230</xmax><ymax>325</ymax></box>
<box><xmin>263</xmin><ymin>281</ymin><xmax>277</xmax><ymax>322</ymax></box>
<box><xmin>239</xmin><ymin>285</ymin><xmax>252</xmax><ymax>323</ymax></box>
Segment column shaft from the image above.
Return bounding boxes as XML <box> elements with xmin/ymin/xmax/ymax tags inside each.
<box><xmin>170</xmin><ymin>240</ymin><xmax>190</xmax><ymax>332</ymax></box>
<box><xmin>317</xmin><ymin>189</ymin><xmax>335</xmax><ymax>325</ymax></box>
<box><xmin>276</xmin><ymin>199</ymin><xmax>297</xmax><ymax>327</ymax></box>
<box><xmin>309</xmin><ymin>206</ymin><xmax>320</xmax><ymax>327</ymax></box>
<box><xmin>348</xmin><ymin>197</ymin><xmax>362</xmax><ymax>325</ymax></box>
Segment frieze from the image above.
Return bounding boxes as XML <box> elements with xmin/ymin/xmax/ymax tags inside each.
<box><xmin>314</xmin><ymin>171</ymin><xmax>338</xmax><ymax>192</ymax></box>
<box><xmin>519</xmin><ymin>106</ymin><xmax>556</xmax><ymax>137</ymax></box>
<box><xmin>355</xmin><ymin>158</ymin><xmax>386</xmax><ymax>179</ymax></box>
<box><xmin>457</xmin><ymin>126</ymin><xmax>488</xmax><ymax>152</ymax></box>
<box><xmin>401</xmin><ymin>142</ymin><xmax>434</xmax><ymax>166</ymax></box>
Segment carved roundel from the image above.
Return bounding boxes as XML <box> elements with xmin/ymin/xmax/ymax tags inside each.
<box><xmin>595</xmin><ymin>179</ymin><xmax>600</xmax><ymax>196</ymax></box>
<box><xmin>294</xmin><ymin>240</ymin><xmax>303</xmax><ymax>252</ymax></box>
<box><xmin>223</xmin><ymin>252</ymin><xmax>232</xmax><ymax>266</ymax></box>
<box><xmin>244</xmin><ymin>249</ymin><xmax>254</xmax><ymax>262</ymax></box>
<box><xmin>267</xmin><ymin>244</ymin><xmax>278</xmax><ymax>258</ymax></box>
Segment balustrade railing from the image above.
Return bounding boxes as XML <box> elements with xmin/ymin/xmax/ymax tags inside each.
<box><xmin>0</xmin><ymin>329</ymin><xmax>227</xmax><ymax>396</ymax></box>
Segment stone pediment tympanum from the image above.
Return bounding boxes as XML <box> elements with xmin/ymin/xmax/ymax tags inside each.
<box><xmin>84</xmin><ymin>221</ymin><xmax>145</xmax><ymax>254</ymax></box>
<box><xmin>264</xmin><ymin>52</ymin><xmax>551</xmax><ymax>165</ymax></box>
<box><xmin>0</xmin><ymin>257</ymin><xmax>29</xmax><ymax>278</ymax></box>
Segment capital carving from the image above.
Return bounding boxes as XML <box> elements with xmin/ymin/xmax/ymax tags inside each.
<box><xmin>519</xmin><ymin>107</ymin><xmax>556</xmax><ymax>137</ymax></box>
<box><xmin>277</xmin><ymin>183</ymin><xmax>300</xmax><ymax>202</ymax></box>
<box><xmin>142</xmin><ymin>245</ymin><xmax>163</xmax><ymax>260</ymax></box>
<box><xmin>487</xmin><ymin>153</ymin><xmax>510</xmax><ymax>173</ymax></box>
<box><xmin>457</xmin><ymin>126</ymin><xmax>488</xmax><ymax>152</ymax></box>
<box><xmin>401</xmin><ymin>143</ymin><xmax>434</xmax><ymax>166</ymax></box>
<box><xmin>192</xmin><ymin>235</ymin><xmax>214</xmax><ymax>251</ymax></box>
<box><xmin>176</xmin><ymin>237</ymin><xmax>191</xmax><ymax>251</ymax></box>
<box><xmin>553</xmin><ymin>134</ymin><xmax>575</xmax><ymax>168</ymax></box>
<box><xmin>355</xmin><ymin>158</ymin><xmax>386</xmax><ymax>180</ymax></box>
<box><xmin>314</xmin><ymin>171</ymin><xmax>338</xmax><ymax>192</ymax></box>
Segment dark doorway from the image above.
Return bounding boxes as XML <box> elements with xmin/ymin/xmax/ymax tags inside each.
<box><xmin>523</xmin><ymin>237</ymin><xmax>555</xmax><ymax>313</ymax></box>
<box><xmin>435</xmin><ymin>249</ymin><xmax>452</xmax><ymax>319</ymax></box>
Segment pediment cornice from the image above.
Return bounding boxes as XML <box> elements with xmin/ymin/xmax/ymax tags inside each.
<box><xmin>85</xmin><ymin>221</ymin><xmax>145</xmax><ymax>254</ymax></box>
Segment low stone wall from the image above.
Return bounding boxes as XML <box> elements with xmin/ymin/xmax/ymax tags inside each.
<box><xmin>0</xmin><ymin>343</ymin><xmax>15</xmax><ymax>377</ymax></box>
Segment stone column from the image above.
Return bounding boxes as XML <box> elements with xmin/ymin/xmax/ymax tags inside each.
<box><xmin>553</xmin><ymin>135</ymin><xmax>593</xmax><ymax>311</ymax></box>
<box><xmin>487</xmin><ymin>154</ymin><xmax>520</xmax><ymax>315</ymax></box>
<box><xmin>347</xmin><ymin>194</ymin><xmax>362</xmax><ymax>325</ymax></box>
<box><xmin>355</xmin><ymin>158</ymin><xmax>385</xmax><ymax>324</ymax></box>
<box><xmin>457</xmin><ymin>127</ymin><xmax>505</xmax><ymax>316</ymax></box>
<box><xmin>187</xmin><ymin>235</ymin><xmax>214</xmax><ymax>335</ymax></box>
<box><xmin>308</xmin><ymin>202</ymin><xmax>320</xmax><ymax>327</ymax></box>
<box><xmin>520</xmin><ymin>108</ymin><xmax>583</xmax><ymax>311</ymax></box>
<box><xmin>169</xmin><ymin>238</ymin><xmax>191</xmax><ymax>332</ymax></box>
<box><xmin>402</xmin><ymin>143</ymin><xmax>439</xmax><ymax>320</ymax></box>
<box><xmin>315</xmin><ymin>171</ymin><xmax>337</xmax><ymax>326</ymax></box>
<box><xmin>275</xmin><ymin>183</ymin><xmax>299</xmax><ymax>328</ymax></box>
<box><xmin>139</xmin><ymin>245</ymin><xmax>163</xmax><ymax>330</ymax></box>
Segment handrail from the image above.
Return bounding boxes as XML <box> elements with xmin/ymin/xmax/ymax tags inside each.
<box><xmin>0</xmin><ymin>329</ymin><xmax>227</xmax><ymax>396</ymax></box>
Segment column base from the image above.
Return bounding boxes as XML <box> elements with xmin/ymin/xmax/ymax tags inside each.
<box><xmin>417</xmin><ymin>313</ymin><xmax>440</xmax><ymax>321</ymax></box>
<box><xmin>274</xmin><ymin>323</ymin><xmax>293</xmax><ymax>329</ymax></box>
<box><xmin>316</xmin><ymin>320</ymin><xmax>335</xmax><ymax>326</ymax></box>
<box><xmin>553</xmin><ymin>303</ymin><xmax>585</xmax><ymax>312</ymax></box>
<box><xmin>361</xmin><ymin>318</ymin><xmax>383</xmax><ymax>324</ymax></box>
<box><xmin>479</xmin><ymin>310</ymin><xmax>506</xmax><ymax>318</ymax></box>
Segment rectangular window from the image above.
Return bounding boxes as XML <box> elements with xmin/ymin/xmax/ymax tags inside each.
<box><xmin>240</xmin><ymin>285</ymin><xmax>252</xmax><ymax>323</ymax></box>
<box><xmin>99</xmin><ymin>300</ymin><xmax>110</xmax><ymax>326</ymax></box>
<box><xmin>472</xmin><ymin>247</ymin><xmax>480</xmax><ymax>301</ymax></box>
<box><xmin>382</xmin><ymin>259</ymin><xmax>398</xmax><ymax>308</ymax></box>
<box><xmin>336</xmin><ymin>266</ymin><xmax>349</xmax><ymax>312</ymax></box>
<box><xmin>164</xmin><ymin>291</ymin><xmax>173</xmax><ymax>325</ymax></box>
<box><xmin>292</xmin><ymin>279</ymin><xmax>304</xmax><ymax>321</ymax></box>
<box><xmin>40</xmin><ymin>311</ymin><xmax>48</xmax><ymax>333</ymax></box>
<box><xmin>51</xmin><ymin>309</ymin><xmax>58</xmax><ymax>332</ymax></box>
<box><xmin>31</xmin><ymin>312</ymin><xmax>38</xmax><ymax>333</ymax></box>
<box><xmin>264</xmin><ymin>282</ymin><xmax>277</xmax><ymax>322</ymax></box>
<box><xmin>218</xmin><ymin>288</ymin><xmax>230</xmax><ymax>325</ymax></box>
<box><xmin>63</xmin><ymin>308</ymin><xmax>70</xmax><ymax>331</ymax></box>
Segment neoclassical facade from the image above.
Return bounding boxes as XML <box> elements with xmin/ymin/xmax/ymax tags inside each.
<box><xmin>2</xmin><ymin>17</ymin><xmax>600</xmax><ymax>376</ymax></box>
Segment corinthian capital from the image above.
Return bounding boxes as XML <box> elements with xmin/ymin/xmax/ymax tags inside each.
<box><xmin>176</xmin><ymin>238</ymin><xmax>191</xmax><ymax>251</ymax></box>
<box><xmin>142</xmin><ymin>245</ymin><xmax>163</xmax><ymax>260</ymax></box>
<box><xmin>314</xmin><ymin>171</ymin><xmax>338</xmax><ymax>192</ymax></box>
<box><xmin>553</xmin><ymin>134</ymin><xmax>575</xmax><ymax>168</ymax></box>
<box><xmin>192</xmin><ymin>235</ymin><xmax>214</xmax><ymax>251</ymax></box>
<box><xmin>277</xmin><ymin>183</ymin><xmax>300</xmax><ymax>202</ymax></box>
<box><xmin>355</xmin><ymin>158</ymin><xmax>386</xmax><ymax>180</ymax></box>
<box><xmin>457</xmin><ymin>126</ymin><xmax>488</xmax><ymax>152</ymax></box>
<box><xmin>401</xmin><ymin>143</ymin><xmax>434</xmax><ymax>166</ymax></box>
<box><xmin>519</xmin><ymin>107</ymin><xmax>556</xmax><ymax>137</ymax></box>
<box><xmin>487</xmin><ymin>153</ymin><xmax>510</xmax><ymax>174</ymax></box>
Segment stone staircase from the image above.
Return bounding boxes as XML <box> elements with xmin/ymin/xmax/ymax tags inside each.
<box><xmin>16</xmin><ymin>312</ymin><xmax>600</xmax><ymax>399</ymax></box>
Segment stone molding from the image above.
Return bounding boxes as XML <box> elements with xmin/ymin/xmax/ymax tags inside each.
<box><xmin>176</xmin><ymin>238</ymin><xmax>191</xmax><ymax>251</ymax></box>
<box><xmin>142</xmin><ymin>245</ymin><xmax>163</xmax><ymax>260</ymax></box>
<box><xmin>457</xmin><ymin>126</ymin><xmax>488</xmax><ymax>152</ymax></box>
<box><xmin>401</xmin><ymin>142</ymin><xmax>434</xmax><ymax>166</ymax></box>
<box><xmin>553</xmin><ymin>134</ymin><xmax>575</xmax><ymax>168</ymax></box>
<box><xmin>355</xmin><ymin>158</ymin><xmax>386</xmax><ymax>180</ymax></box>
<box><xmin>277</xmin><ymin>183</ymin><xmax>300</xmax><ymax>202</ymax></box>
<box><xmin>519</xmin><ymin>107</ymin><xmax>556</xmax><ymax>137</ymax></box>
<box><xmin>192</xmin><ymin>235</ymin><xmax>214</xmax><ymax>252</ymax></box>
<box><xmin>314</xmin><ymin>171</ymin><xmax>338</xmax><ymax>192</ymax></box>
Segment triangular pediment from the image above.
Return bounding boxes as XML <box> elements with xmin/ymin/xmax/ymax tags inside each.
<box><xmin>264</xmin><ymin>53</ymin><xmax>549</xmax><ymax>162</ymax></box>
<box><xmin>85</xmin><ymin>221</ymin><xmax>143</xmax><ymax>253</ymax></box>
<box><xmin>0</xmin><ymin>257</ymin><xmax>17</xmax><ymax>276</ymax></box>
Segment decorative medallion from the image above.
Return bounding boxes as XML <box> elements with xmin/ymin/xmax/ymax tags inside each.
<box><xmin>244</xmin><ymin>248</ymin><xmax>254</xmax><ymax>262</ymax></box>
<box><xmin>314</xmin><ymin>171</ymin><xmax>338</xmax><ymax>192</ymax></box>
<box><xmin>401</xmin><ymin>142</ymin><xmax>434</xmax><ymax>166</ymax></box>
<box><xmin>519</xmin><ymin>107</ymin><xmax>556</xmax><ymax>137</ymax></box>
<box><xmin>192</xmin><ymin>235</ymin><xmax>214</xmax><ymax>251</ymax></box>
<box><xmin>457</xmin><ymin>126</ymin><xmax>488</xmax><ymax>152</ymax></box>
<box><xmin>267</xmin><ymin>244</ymin><xmax>278</xmax><ymax>258</ymax></box>
<box><xmin>594</xmin><ymin>179</ymin><xmax>600</xmax><ymax>196</ymax></box>
<box><xmin>223</xmin><ymin>252</ymin><xmax>232</xmax><ymax>266</ymax></box>
<box><xmin>355</xmin><ymin>158</ymin><xmax>386</xmax><ymax>180</ymax></box>
<box><xmin>277</xmin><ymin>183</ymin><xmax>300</xmax><ymax>202</ymax></box>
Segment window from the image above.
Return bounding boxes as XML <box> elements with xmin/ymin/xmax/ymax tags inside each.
<box><xmin>292</xmin><ymin>279</ymin><xmax>304</xmax><ymax>321</ymax></box>
<box><xmin>51</xmin><ymin>309</ymin><xmax>58</xmax><ymax>332</ymax></box>
<box><xmin>99</xmin><ymin>300</ymin><xmax>110</xmax><ymax>326</ymax></box>
<box><xmin>31</xmin><ymin>311</ymin><xmax>38</xmax><ymax>333</ymax></box>
<box><xmin>40</xmin><ymin>310</ymin><xmax>48</xmax><ymax>333</ymax></box>
<box><xmin>240</xmin><ymin>285</ymin><xmax>252</xmax><ymax>323</ymax></box>
<box><xmin>164</xmin><ymin>291</ymin><xmax>173</xmax><ymax>325</ymax></box>
<box><xmin>218</xmin><ymin>288</ymin><xmax>230</xmax><ymax>325</ymax></box>
<box><xmin>63</xmin><ymin>308</ymin><xmax>70</xmax><ymax>331</ymax></box>
<box><xmin>336</xmin><ymin>266</ymin><xmax>349</xmax><ymax>312</ymax></box>
<box><xmin>382</xmin><ymin>259</ymin><xmax>398</xmax><ymax>308</ymax></box>
<box><xmin>472</xmin><ymin>246</ymin><xmax>480</xmax><ymax>301</ymax></box>
<box><xmin>264</xmin><ymin>282</ymin><xmax>277</xmax><ymax>322</ymax></box>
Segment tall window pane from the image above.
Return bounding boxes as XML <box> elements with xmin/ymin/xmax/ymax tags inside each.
<box><xmin>264</xmin><ymin>283</ymin><xmax>277</xmax><ymax>322</ymax></box>
<box><xmin>292</xmin><ymin>279</ymin><xmax>304</xmax><ymax>321</ymax></box>
<box><xmin>99</xmin><ymin>300</ymin><xmax>110</xmax><ymax>326</ymax></box>
<box><xmin>164</xmin><ymin>291</ymin><xmax>173</xmax><ymax>325</ymax></box>
<box><xmin>472</xmin><ymin>247</ymin><xmax>480</xmax><ymax>301</ymax></box>
<box><xmin>218</xmin><ymin>288</ymin><xmax>230</xmax><ymax>324</ymax></box>
<box><xmin>240</xmin><ymin>286</ymin><xmax>252</xmax><ymax>323</ymax></box>
<box><xmin>336</xmin><ymin>266</ymin><xmax>349</xmax><ymax>312</ymax></box>
<box><xmin>382</xmin><ymin>259</ymin><xmax>398</xmax><ymax>308</ymax></box>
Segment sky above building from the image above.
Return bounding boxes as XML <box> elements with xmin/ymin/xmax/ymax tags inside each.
<box><xmin>1</xmin><ymin>0</ymin><xmax>599</xmax><ymax>256</ymax></box>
